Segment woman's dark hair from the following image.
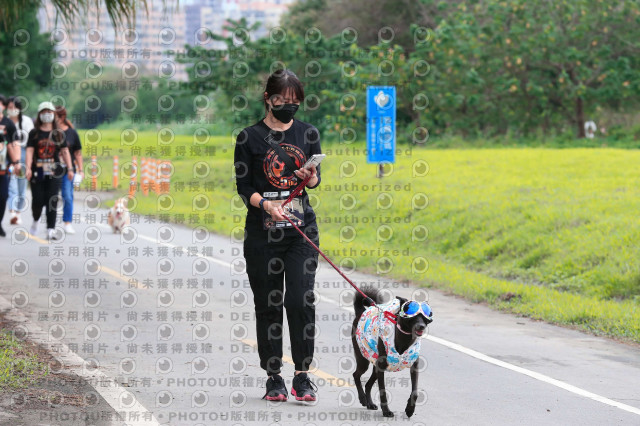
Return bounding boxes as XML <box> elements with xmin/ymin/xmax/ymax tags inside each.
<box><xmin>7</xmin><ymin>96</ymin><xmax>24</xmax><ymax>130</ymax></box>
<box><xmin>263</xmin><ymin>69</ymin><xmax>305</xmax><ymax>111</ymax></box>
<box><xmin>55</xmin><ymin>105</ymin><xmax>74</xmax><ymax>128</ymax></box>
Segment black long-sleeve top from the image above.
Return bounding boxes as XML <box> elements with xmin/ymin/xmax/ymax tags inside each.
<box><xmin>234</xmin><ymin>118</ymin><xmax>322</xmax><ymax>234</ymax></box>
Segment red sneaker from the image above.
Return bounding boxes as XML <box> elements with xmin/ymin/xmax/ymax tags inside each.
<box><xmin>262</xmin><ymin>374</ymin><xmax>287</xmax><ymax>401</ymax></box>
<box><xmin>291</xmin><ymin>372</ymin><xmax>317</xmax><ymax>401</ymax></box>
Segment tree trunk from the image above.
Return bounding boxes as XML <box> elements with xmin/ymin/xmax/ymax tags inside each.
<box><xmin>576</xmin><ymin>97</ymin><xmax>585</xmax><ymax>138</ymax></box>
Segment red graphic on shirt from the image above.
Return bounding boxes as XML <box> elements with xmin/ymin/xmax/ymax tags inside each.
<box><xmin>263</xmin><ymin>144</ymin><xmax>306</xmax><ymax>189</ymax></box>
<box><xmin>37</xmin><ymin>138</ymin><xmax>56</xmax><ymax>159</ymax></box>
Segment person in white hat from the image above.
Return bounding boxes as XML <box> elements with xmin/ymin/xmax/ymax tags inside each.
<box><xmin>24</xmin><ymin>101</ymin><xmax>74</xmax><ymax>241</ymax></box>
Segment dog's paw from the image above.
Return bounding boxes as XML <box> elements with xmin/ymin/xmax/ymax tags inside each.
<box><xmin>405</xmin><ymin>404</ymin><xmax>415</xmax><ymax>418</ymax></box>
<box><xmin>382</xmin><ymin>410</ymin><xmax>394</xmax><ymax>418</ymax></box>
<box><xmin>366</xmin><ymin>401</ymin><xmax>378</xmax><ymax>410</ymax></box>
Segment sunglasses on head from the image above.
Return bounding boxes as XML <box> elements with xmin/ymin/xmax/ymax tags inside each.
<box><xmin>398</xmin><ymin>301</ymin><xmax>433</xmax><ymax>319</ymax></box>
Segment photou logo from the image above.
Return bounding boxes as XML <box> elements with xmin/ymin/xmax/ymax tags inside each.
<box><xmin>119</xmin><ymin>358</ymin><xmax>136</xmax><ymax>375</ymax></box>
<box><xmin>156</xmin><ymin>357</ymin><xmax>173</xmax><ymax>375</ymax></box>
<box><xmin>229</xmin><ymin>356</ymin><xmax>246</xmax><ymax>374</ymax></box>
<box><xmin>157</xmin><ymin>258</ymin><xmax>175</xmax><ymax>275</ymax></box>
<box><xmin>84</xmin><ymin>291</ymin><xmax>101</xmax><ymax>307</ymax></box>
<box><xmin>192</xmin><ymin>226</ymin><xmax>209</xmax><ymax>243</ymax></box>
<box><xmin>11</xmin><ymin>259</ymin><xmax>28</xmax><ymax>277</ymax></box>
<box><xmin>191</xmin><ymin>357</ymin><xmax>209</xmax><ymax>374</ymax></box>
<box><xmin>120</xmin><ymin>325</ymin><xmax>137</xmax><ymax>342</ymax></box>
<box><xmin>230</xmin><ymin>323</ymin><xmax>248</xmax><ymax>340</ymax></box>
<box><xmin>84</xmin><ymin>258</ymin><xmax>101</xmax><ymax>276</ymax></box>
<box><xmin>156</xmin><ymin>390</ymin><xmax>173</xmax><ymax>407</ymax></box>
<box><xmin>192</xmin><ymin>324</ymin><xmax>210</xmax><ymax>341</ymax></box>
<box><xmin>48</xmin><ymin>290</ymin><xmax>65</xmax><ymax>308</ymax></box>
<box><xmin>157</xmin><ymin>324</ymin><xmax>175</xmax><ymax>341</ymax></box>
<box><xmin>192</xmin><ymin>290</ymin><xmax>210</xmax><ymax>307</ymax></box>
<box><xmin>120</xmin><ymin>291</ymin><xmax>137</xmax><ymax>308</ymax></box>
<box><xmin>84</xmin><ymin>324</ymin><xmax>101</xmax><ymax>341</ymax></box>
<box><xmin>11</xmin><ymin>292</ymin><xmax>28</xmax><ymax>308</ymax></box>
<box><xmin>193</xmin><ymin>258</ymin><xmax>210</xmax><ymax>276</ymax></box>
<box><xmin>192</xmin><ymin>391</ymin><xmax>208</xmax><ymax>408</ymax></box>
<box><xmin>157</xmin><ymin>290</ymin><xmax>174</xmax><ymax>307</ymax></box>
<box><xmin>229</xmin><ymin>390</ymin><xmax>246</xmax><ymax>408</ymax></box>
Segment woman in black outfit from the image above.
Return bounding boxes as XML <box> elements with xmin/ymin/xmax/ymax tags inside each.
<box><xmin>234</xmin><ymin>69</ymin><xmax>322</xmax><ymax>402</ymax></box>
<box><xmin>25</xmin><ymin>102</ymin><xmax>74</xmax><ymax>241</ymax></box>
<box><xmin>0</xmin><ymin>94</ymin><xmax>20</xmax><ymax>237</ymax></box>
<box><xmin>55</xmin><ymin>105</ymin><xmax>83</xmax><ymax>235</ymax></box>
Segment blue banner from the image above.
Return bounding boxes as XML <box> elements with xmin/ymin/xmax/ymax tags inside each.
<box><xmin>366</xmin><ymin>86</ymin><xmax>396</xmax><ymax>163</ymax></box>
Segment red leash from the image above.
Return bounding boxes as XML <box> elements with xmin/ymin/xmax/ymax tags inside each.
<box><xmin>280</xmin><ymin>177</ymin><xmax>389</xmax><ymax>318</ymax></box>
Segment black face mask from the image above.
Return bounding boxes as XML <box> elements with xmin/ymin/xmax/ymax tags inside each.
<box><xmin>270</xmin><ymin>103</ymin><xmax>299</xmax><ymax>123</ymax></box>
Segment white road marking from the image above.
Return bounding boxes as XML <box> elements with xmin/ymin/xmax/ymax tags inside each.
<box><xmin>83</xmin><ymin>216</ymin><xmax>640</xmax><ymax>417</ymax></box>
<box><xmin>426</xmin><ymin>335</ymin><xmax>640</xmax><ymax>416</ymax></box>
<box><xmin>325</xmin><ymin>293</ymin><xmax>640</xmax><ymax>416</ymax></box>
<box><xmin>0</xmin><ymin>295</ymin><xmax>161</xmax><ymax>426</ymax></box>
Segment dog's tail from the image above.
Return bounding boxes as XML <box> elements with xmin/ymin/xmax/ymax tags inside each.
<box><xmin>353</xmin><ymin>286</ymin><xmax>383</xmax><ymax>319</ymax></box>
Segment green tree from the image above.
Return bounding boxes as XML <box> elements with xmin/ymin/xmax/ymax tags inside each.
<box><xmin>282</xmin><ymin>0</ymin><xmax>461</xmax><ymax>52</ymax></box>
<box><xmin>183</xmin><ymin>0</ymin><xmax>640</xmax><ymax>140</ymax></box>
<box><xmin>280</xmin><ymin>0</ymin><xmax>327</xmax><ymax>37</ymax></box>
<box><xmin>0</xmin><ymin>0</ymin><xmax>150</xmax><ymax>31</ymax></box>
<box><xmin>411</xmin><ymin>0</ymin><xmax>640</xmax><ymax>137</ymax></box>
<box><xmin>0</xmin><ymin>5</ymin><xmax>53</xmax><ymax>96</ymax></box>
<box><xmin>181</xmin><ymin>18</ymin><xmax>363</xmax><ymax>138</ymax></box>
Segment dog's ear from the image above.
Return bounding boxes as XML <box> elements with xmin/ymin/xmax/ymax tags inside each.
<box><xmin>396</xmin><ymin>296</ymin><xmax>408</xmax><ymax>307</ymax></box>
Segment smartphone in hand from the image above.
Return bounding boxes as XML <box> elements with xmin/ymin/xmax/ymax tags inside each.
<box><xmin>302</xmin><ymin>154</ymin><xmax>325</xmax><ymax>170</ymax></box>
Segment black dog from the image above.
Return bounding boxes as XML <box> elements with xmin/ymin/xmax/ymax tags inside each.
<box><xmin>351</xmin><ymin>287</ymin><xmax>433</xmax><ymax>417</ymax></box>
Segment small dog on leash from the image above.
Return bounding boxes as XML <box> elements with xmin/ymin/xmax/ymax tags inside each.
<box><xmin>107</xmin><ymin>197</ymin><xmax>130</xmax><ymax>233</ymax></box>
<box><xmin>352</xmin><ymin>287</ymin><xmax>433</xmax><ymax>418</ymax></box>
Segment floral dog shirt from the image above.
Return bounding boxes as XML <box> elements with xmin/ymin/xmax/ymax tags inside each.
<box><xmin>355</xmin><ymin>298</ymin><xmax>421</xmax><ymax>372</ymax></box>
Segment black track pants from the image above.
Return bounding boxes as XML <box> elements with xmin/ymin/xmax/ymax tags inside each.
<box><xmin>30</xmin><ymin>177</ymin><xmax>61</xmax><ymax>229</ymax></box>
<box><xmin>0</xmin><ymin>173</ymin><xmax>8</xmax><ymax>224</ymax></box>
<box><xmin>243</xmin><ymin>225</ymin><xmax>319</xmax><ymax>375</ymax></box>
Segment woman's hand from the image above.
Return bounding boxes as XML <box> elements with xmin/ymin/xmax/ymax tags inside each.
<box><xmin>265</xmin><ymin>200</ymin><xmax>287</xmax><ymax>221</ymax></box>
<box><xmin>294</xmin><ymin>165</ymin><xmax>317</xmax><ymax>183</ymax></box>
<box><xmin>25</xmin><ymin>169</ymin><xmax>32</xmax><ymax>181</ymax></box>
<box><xmin>67</xmin><ymin>169</ymin><xmax>74</xmax><ymax>181</ymax></box>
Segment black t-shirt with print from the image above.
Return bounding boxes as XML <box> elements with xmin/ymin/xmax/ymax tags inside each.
<box><xmin>63</xmin><ymin>127</ymin><xmax>82</xmax><ymax>172</ymax></box>
<box><xmin>27</xmin><ymin>129</ymin><xmax>68</xmax><ymax>178</ymax></box>
<box><xmin>234</xmin><ymin>118</ymin><xmax>322</xmax><ymax>235</ymax></box>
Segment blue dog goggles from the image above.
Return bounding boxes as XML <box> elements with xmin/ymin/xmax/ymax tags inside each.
<box><xmin>398</xmin><ymin>301</ymin><xmax>433</xmax><ymax>320</ymax></box>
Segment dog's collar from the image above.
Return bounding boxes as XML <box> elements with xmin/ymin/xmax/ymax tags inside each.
<box><xmin>395</xmin><ymin>322</ymin><xmax>412</xmax><ymax>335</ymax></box>
<box><xmin>382</xmin><ymin>310</ymin><xmax>412</xmax><ymax>335</ymax></box>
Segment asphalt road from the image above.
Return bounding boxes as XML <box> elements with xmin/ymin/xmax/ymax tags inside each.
<box><xmin>0</xmin><ymin>190</ymin><xmax>639</xmax><ymax>426</ymax></box>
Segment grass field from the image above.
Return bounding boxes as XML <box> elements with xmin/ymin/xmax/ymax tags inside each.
<box><xmin>79</xmin><ymin>129</ymin><xmax>640</xmax><ymax>343</ymax></box>
<box><xmin>0</xmin><ymin>331</ymin><xmax>49</xmax><ymax>390</ymax></box>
